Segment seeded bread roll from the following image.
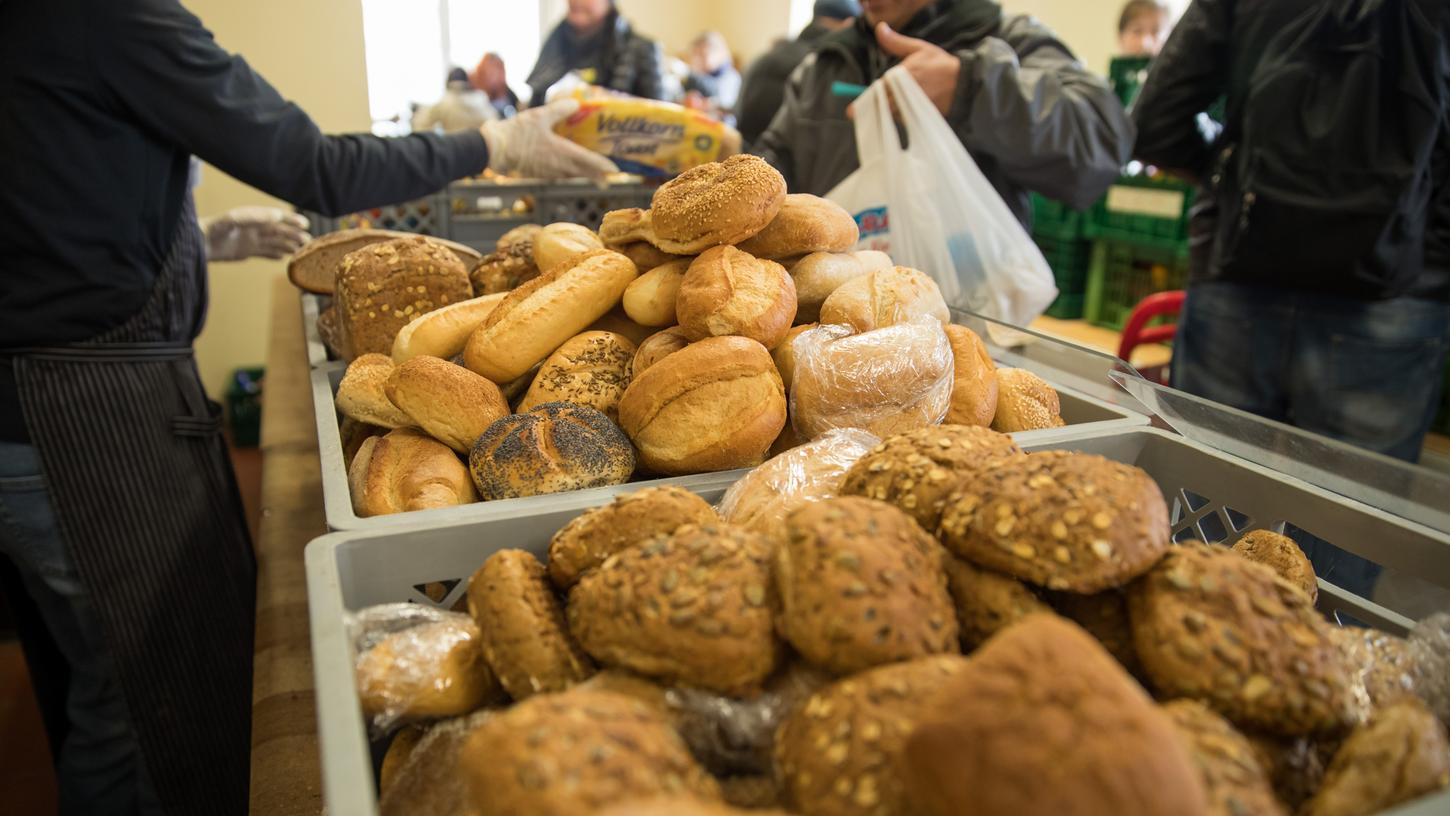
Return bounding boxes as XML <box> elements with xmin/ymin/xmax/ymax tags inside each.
<box><xmin>1329</xmin><ymin>626</ymin><xmax>1419</xmax><ymax>716</ymax></box>
<box><xmin>534</xmin><ymin>222</ymin><xmax>604</xmax><ymax>272</ymax></box>
<box><xmin>1303</xmin><ymin>699</ymin><xmax>1450</xmax><ymax>816</ymax></box>
<box><xmin>547</xmin><ymin>485</ymin><xmax>718</xmax><ymax>589</ymax></box>
<box><xmin>336</xmin><ymin>353</ymin><xmax>413</xmax><ymax>428</ymax></box>
<box><xmin>937</xmin><ymin>451</ymin><xmax>1170</xmax><ymax>592</ymax></box>
<box><xmin>348</xmin><ymin>429</ymin><xmax>477</xmax><ymax>517</ymax></box>
<box><xmin>288</xmin><ymin>228</ymin><xmax>481</xmax><ymax>295</ymax></box>
<box><xmin>464</xmin><ymin>249</ymin><xmax>638</xmax><ymax>383</ymax></box>
<box><xmin>460</xmin><ymin>689</ymin><xmax>720</xmax><ymax>815</ymax></box>
<box><xmin>1232</xmin><ymin>530</ymin><xmax>1318</xmax><ymax>603</ymax></box>
<box><xmin>990</xmin><ymin>367</ymin><xmax>1065</xmax><ymax>432</ymax></box>
<box><xmin>384</xmin><ymin>356</ymin><xmax>509</xmax><ymax>454</ymax></box>
<box><xmin>468</xmin><ymin>402</ymin><xmax>635</xmax><ymax>500</ymax></box>
<box><xmin>1045</xmin><ymin>588</ymin><xmax>1143</xmax><ymax>677</ymax></box>
<box><xmin>621</xmin><ymin>260</ymin><xmax>689</xmax><ymax>327</ymax></box>
<box><xmin>839</xmin><ymin>424</ymin><xmax>1024</xmax><ymax>532</ymax></box>
<box><xmin>775</xmin><ymin>655</ymin><xmax>970</xmax><ymax>816</ymax></box>
<box><xmin>355</xmin><ymin>616</ymin><xmax>499</xmax><ymax>724</ymax></box>
<box><xmin>650</xmin><ymin>155</ymin><xmax>787</xmax><ymax>254</ymax></box>
<box><xmin>1129</xmin><ymin>544</ymin><xmax>1362</xmax><ymax>737</ymax></box>
<box><xmin>517</xmin><ymin>331</ymin><xmax>637</xmax><ymax>422</ymax></box>
<box><xmin>942</xmin><ymin>554</ymin><xmax>1051</xmax><ymax>650</ymax></box>
<box><xmin>942</xmin><ymin>324</ymin><xmax>998</xmax><ymax>427</ymax></box>
<box><xmin>720</xmin><ymin>775</ymin><xmax>785</xmax><ymax>810</ymax></box>
<box><xmin>675</xmin><ymin>246</ymin><xmax>797</xmax><ymax>348</ymax></box>
<box><xmin>471</xmin><ymin>228</ymin><xmax>540</xmax><ymax>295</ymax></box>
<box><xmin>618</xmin><ymin>336</ymin><xmax>787</xmax><ymax>475</ymax></box>
<box><xmin>576</xmin><ymin>669</ymin><xmax>673</xmax><ymax>720</ymax></box>
<box><xmin>1162</xmin><ymin>699</ymin><xmax>1287</xmax><ymax>816</ymax></box>
<box><xmin>734</xmin><ymin>194</ymin><xmax>859</xmax><ymax>260</ymax></box>
<box><xmin>466</xmin><ymin>550</ymin><xmax>593</xmax><ymax>700</ymax></box>
<box><xmin>818</xmin><ymin>266</ymin><xmax>950</xmax><ymax>332</ymax></box>
<box><xmin>631</xmin><ymin>326</ymin><xmax>691</xmax><ymax>380</ymax></box>
<box><xmin>391</xmin><ymin>292</ymin><xmax>508</xmax><ymax>364</ymax></box>
<box><xmin>334</xmin><ymin>236</ymin><xmax>474</xmax><ymax>359</ymax></box>
<box><xmin>769</xmin><ymin>323</ymin><xmax>815</xmax><ymax>393</ymax></box>
<box><xmin>787</xmin><ymin>251</ymin><xmax>890</xmax><ymax>324</ymax></box>
<box><xmin>778</xmin><ymin>497</ymin><xmax>959</xmax><ymax>676</ymax></box>
<box><xmin>904</xmin><ymin>615</ymin><xmax>1208</xmax><ymax>816</ymax></box>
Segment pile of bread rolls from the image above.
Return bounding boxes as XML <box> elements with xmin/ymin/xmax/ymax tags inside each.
<box><xmin>350</xmin><ymin>422</ymin><xmax>1450</xmax><ymax>816</ymax></box>
<box><xmin>310</xmin><ymin>155</ymin><xmax>1070</xmax><ymax>518</ymax></box>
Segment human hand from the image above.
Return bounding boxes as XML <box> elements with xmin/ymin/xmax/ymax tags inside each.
<box><xmin>480</xmin><ymin>98</ymin><xmax>619</xmax><ymax>180</ymax></box>
<box><xmin>848</xmin><ymin>22</ymin><xmax>962</xmax><ymax>119</ymax></box>
<box><xmin>200</xmin><ymin>206</ymin><xmax>310</xmax><ymax>262</ymax></box>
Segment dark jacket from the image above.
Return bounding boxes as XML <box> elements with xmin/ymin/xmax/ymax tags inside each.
<box><xmin>1133</xmin><ymin>0</ymin><xmax>1450</xmax><ymax>300</ymax></box>
<box><xmin>526</xmin><ymin>12</ymin><xmax>665</xmax><ymax>106</ymax></box>
<box><xmin>751</xmin><ymin>0</ymin><xmax>1134</xmax><ymax>225</ymax></box>
<box><xmin>737</xmin><ymin>22</ymin><xmax>836</xmax><ymax>144</ymax></box>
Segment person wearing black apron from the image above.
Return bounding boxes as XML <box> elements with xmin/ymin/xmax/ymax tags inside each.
<box><xmin>0</xmin><ymin>1</ymin><xmax>614</xmax><ymax>813</ymax></box>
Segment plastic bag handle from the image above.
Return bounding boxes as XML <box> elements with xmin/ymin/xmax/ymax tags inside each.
<box><xmin>852</xmin><ymin>78</ymin><xmax>903</xmax><ymax>166</ymax></box>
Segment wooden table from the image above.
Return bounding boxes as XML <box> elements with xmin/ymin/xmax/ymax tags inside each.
<box><xmin>1029</xmin><ymin>315</ymin><xmax>1173</xmax><ymax>371</ymax></box>
<box><xmin>249</xmin><ymin>277</ymin><xmax>325</xmax><ymax>816</ymax></box>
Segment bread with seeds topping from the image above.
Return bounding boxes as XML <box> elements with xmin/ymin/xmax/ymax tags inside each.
<box><xmin>333</xmin><ymin>236</ymin><xmax>474</xmax><ymax>359</ymax></box>
<box><xmin>990</xmin><ymin>367</ymin><xmax>1065</xmax><ymax>432</ymax></box>
<box><xmin>942</xmin><ymin>554</ymin><xmax>1050</xmax><ymax>650</ymax></box>
<box><xmin>467</xmin><ymin>402</ymin><xmax>634</xmax><ymax>500</ymax></box>
<box><xmin>1162</xmin><ymin>699</ymin><xmax>1286</xmax><ymax>816</ymax></box>
<box><xmin>650</xmin><ymin>155</ymin><xmax>786</xmax><ymax>254</ymax></box>
<box><xmin>547</xmin><ymin>485</ymin><xmax>718</xmax><ymax>589</ymax></box>
<box><xmin>517</xmin><ymin>331</ymin><xmax>637</xmax><ymax>422</ymax></box>
<box><xmin>466</xmin><ymin>549</ymin><xmax>593</xmax><ymax>700</ymax></box>
<box><xmin>1303</xmin><ymin>698</ymin><xmax>1450</xmax><ymax>816</ymax></box>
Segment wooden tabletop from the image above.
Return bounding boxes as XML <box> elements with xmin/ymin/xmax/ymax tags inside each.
<box><xmin>249</xmin><ymin>277</ymin><xmax>325</xmax><ymax>816</ymax></box>
<box><xmin>1029</xmin><ymin>315</ymin><xmax>1174</xmax><ymax>371</ymax></box>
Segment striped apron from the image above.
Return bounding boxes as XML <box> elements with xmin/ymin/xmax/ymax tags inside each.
<box><xmin>10</xmin><ymin>194</ymin><xmax>255</xmax><ymax>815</ymax></box>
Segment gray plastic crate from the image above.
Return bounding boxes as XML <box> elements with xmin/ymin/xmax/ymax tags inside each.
<box><xmin>301</xmin><ymin>293</ymin><xmax>332</xmax><ymax>368</ymax></box>
<box><xmin>305</xmin><ymin>425</ymin><xmax>1450</xmax><ymax>816</ymax></box>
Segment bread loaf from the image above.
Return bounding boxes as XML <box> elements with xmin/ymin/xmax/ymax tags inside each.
<box><xmin>734</xmin><ymin>194</ymin><xmax>858</xmax><ymax>260</ymax></box>
<box><xmin>650</xmin><ymin>155</ymin><xmax>786</xmax><ymax>254</ymax></box>
<box><xmin>391</xmin><ymin>292</ymin><xmax>507</xmax><ymax>364</ymax></box>
<box><xmin>334</xmin><ymin>236</ymin><xmax>474</xmax><ymax>359</ymax></box>
<box><xmin>534</xmin><ymin>222</ymin><xmax>604</xmax><ymax>272</ymax></box>
<box><xmin>675</xmin><ymin>246</ymin><xmax>796</xmax><ymax>348</ymax></box>
<box><xmin>622</xmin><ymin>260</ymin><xmax>689</xmax><ymax>327</ymax></box>
<box><xmin>348</xmin><ymin>428</ymin><xmax>477</xmax><ymax>517</ymax></box>
<box><xmin>289</xmin><ymin>228</ymin><xmax>481</xmax><ymax>295</ymax></box>
<box><xmin>468</xmin><ymin>402</ymin><xmax>635</xmax><ymax>500</ymax></box>
<box><xmin>632</xmin><ymin>327</ymin><xmax>691</xmax><ymax>380</ymax></box>
<box><xmin>384</xmin><ymin>356</ymin><xmax>509</xmax><ymax>453</ymax></box>
<box><xmin>518</xmin><ymin>331</ymin><xmax>638</xmax><ymax>422</ymax></box>
<box><xmin>818</xmin><ymin>265</ymin><xmax>949</xmax><ymax>332</ymax></box>
<box><xmin>942</xmin><ymin>324</ymin><xmax>998</xmax><ymax>427</ymax></box>
<box><xmin>336</xmin><ymin>354</ymin><xmax>412</xmax><ymax>428</ymax></box>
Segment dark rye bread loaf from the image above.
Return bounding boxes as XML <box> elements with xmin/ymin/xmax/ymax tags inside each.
<box><xmin>467</xmin><ymin>402</ymin><xmax>634</xmax><ymax>500</ymax></box>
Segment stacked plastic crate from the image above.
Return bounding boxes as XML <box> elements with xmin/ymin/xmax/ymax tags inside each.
<box><xmin>1029</xmin><ymin>194</ymin><xmax>1093</xmax><ymax>319</ymax></box>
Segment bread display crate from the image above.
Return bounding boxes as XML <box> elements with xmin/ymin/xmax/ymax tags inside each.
<box><xmin>304</xmin><ymin>425</ymin><xmax>1450</xmax><ymax>816</ymax></box>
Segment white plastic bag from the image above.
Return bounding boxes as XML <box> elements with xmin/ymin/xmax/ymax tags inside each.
<box><xmin>826</xmin><ymin>67</ymin><xmax>1057</xmax><ymax>326</ymax></box>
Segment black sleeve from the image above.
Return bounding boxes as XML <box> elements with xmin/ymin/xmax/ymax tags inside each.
<box><xmin>1131</xmin><ymin>0</ymin><xmax>1233</xmax><ymax>180</ymax></box>
<box><xmin>96</xmin><ymin>0</ymin><xmax>489</xmax><ymax>217</ymax></box>
<box><xmin>749</xmin><ymin>57</ymin><xmax>811</xmax><ymax>191</ymax></box>
<box><xmin>736</xmin><ymin>55</ymin><xmax>785</xmax><ymax>145</ymax></box>
<box><xmin>631</xmin><ymin>39</ymin><xmax>667</xmax><ymax>102</ymax></box>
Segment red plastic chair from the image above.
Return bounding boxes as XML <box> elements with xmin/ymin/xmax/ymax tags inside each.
<box><xmin>1117</xmin><ymin>290</ymin><xmax>1185</xmax><ymax>384</ymax></box>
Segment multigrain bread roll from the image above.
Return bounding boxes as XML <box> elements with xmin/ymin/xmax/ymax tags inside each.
<box><xmin>378</xmin><ymin>711</ymin><xmax>492</xmax><ymax>816</ymax></box>
<box><xmin>942</xmin><ymin>324</ymin><xmax>998</xmax><ymax>427</ymax></box>
<box><xmin>788</xmin><ymin>250</ymin><xmax>892</xmax><ymax>324</ymax></box>
<box><xmin>903</xmin><ymin>615</ymin><xmax>1208</xmax><ymax>816</ymax></box>
<box><xmin>471</xmin><ymin>225</ymin><xmax>540</xmax><ymax>295</ymax></box>
<box><xmin>942</xmin><ymin>554</ymin><xmax>1051</xmax><ymax>650</ymax></box>
<box><xmin>466</xmin><ymin>550</ymin><xmax>593</xmax><ymax>700</ymax></box>
<box><xmin>1329</xmin><ymin>626</ymin><xmax>1420</xmax><ymax>716</ymax></box>
<box><xmin>777</xmin><ymin>497</ymin><xmax>959</xmax><ymax>676</ymax></box>
<box><xmin>391</xmin><ymin>293</ymin><xmax>507</xmax><ymax>364</ymax></box>
<box><xmin>618</xmin><ymin>336</ymin><xmax>786</xmax><ymax>475</ymax></box>
<box><xmin>650</xmin><ymin>155</ymin><xmax>787</xmax><ymax>254</ymax></box>
<box><xmin>675</xmin><ymin>246</ymin><xmax>797</xmax><ymax>348</ymax></box>
<box><xmin>547</xmin><ymin>486</ymin><xmax>718</xmax><ymax>589</ymax></box>
<box><xmin>384</xmin><ymin>356</ymin><xmax>509</xmax><ymax>453</ymax></box>
<box><xmin>334</xmin><ymin>236</ymin><xmax>473</xmax><ymax>359</ymax></box>
<box><xmin>468</xmin><ymin>402</ymin><xmax>634</xmax><ymax>500</ymax></box>
<box><xmin>336</xmin><ymin>353</ymin><xmax>413</xmax><ymax>428</ymax></box>
<box><xmin>991</xmin><ymin>367</ymin><xmax>1065</xmax><ymax>432</ymax></box>
<box><xmin>631</xmin><ymin>327</ymin><xmax>691</xmax><ymax>380</ymax></box>
<box><xmin>1162</xmin><ymin>699</ymin><xmax>1287</xmax><ymax>816</ymax></box>
<box><xmin>1232</xmin><ymin>529</ymin><xmax>1318</xmax><ymax>603</ymax></box>
<box><xmin>1046</xmin><ymin>588</ymin><xmax>1143</xmax><ymax>677</ymax></box>
<box><xmin>464</xmin><ymin>249</ymin><xmax>638</xmax><ymax>383</ymax></box>
<box><xmin>348</xmin><ymin>429</ymin><xmax>478</xmax><ymax>517</ymax></box>
<box><xmin>355</xmin><ymin>616</ymin><xmax>499</xmax><ymax>724</ymax></box>
<box><xmin>716</xmin><ymin>428</ymin><xmax>879</xmax><ymax>543</ymax></box>
<box><xmin>288</xmin><ymin>228</ymin><xmax>481</xmax><ymax>295</ymax></box>
<box><xmin>518</xmin><ymin>331</ymin><xmax>637</xmax><ymax>422</ymax></box>
<box><xmin>622</xmin><ymin>260</ymin><xmax>689</xmax><ymax>327</ymax></box>
<box><xmin>734</xmin><ymin>194</ymin><xmax>859</xmax><ymax>260</ymax></box>
<box><xmin>768</xmin><ymin>323</ymin><xmax>815</xmax><ymax>393</ymax></box>
<box><xmin>1302</xmin><ymin>699</ymin><xmax>1450</xmax><ymax>816</ymax></box>
<box><xmin>533</xmin><ymin>222</ymin><xmax>604</xmax><ymax>271</ymax></box>
<box><xmin>818</xmin><ymin>266</ymin><xmax>949</xmax><ymax>332</ymax></box>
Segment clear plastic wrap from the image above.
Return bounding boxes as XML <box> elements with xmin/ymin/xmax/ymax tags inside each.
<box><xmin>716</xmin><ymin>428</ymin><xmax>879</xmax><ymax>541</ymax></box>
<box><xmin>1410</xmin><ymin>612</ymin><xmax>1450</xmax><ymax>727</ymax></box>
<box><xmin>349</xmin><ymin>603</ymin><xmax>500</xmax><ymax>736</ymax></box>
<box><xmin>378</xmin><ymin>709</ymin><xmax>493</xmax><ymax>816</ymax></box>
<box><xmin>664</xmin><ymin>662</ymin><xmax>831</xmax><ymax>776</ymax></box>
<box><xmin>789</xmin><ymin>316</ymin><xmax>954</xmax><ymax>440</ymax></box>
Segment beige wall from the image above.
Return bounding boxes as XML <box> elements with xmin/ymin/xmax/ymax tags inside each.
<box><xmin>1003</xmin><ymin>0</ymin><xmax>1125</xmax><ymax>75</ymax></box>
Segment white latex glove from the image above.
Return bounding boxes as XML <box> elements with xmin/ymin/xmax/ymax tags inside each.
<box><xmin>199</xmin><ymin>206</ymin><xmax>311</xmax><ymax>262</ymax></box>
<box><xmin>481</xmin><ymin>98</ymin><xmax>619</xmax><ymax>180</ymax></box>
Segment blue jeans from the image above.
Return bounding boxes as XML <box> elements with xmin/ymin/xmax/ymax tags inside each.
<box><xmin>0</xmin><ymin>441</ymin><xmax>163</xmax><ymax>816</ymax></box>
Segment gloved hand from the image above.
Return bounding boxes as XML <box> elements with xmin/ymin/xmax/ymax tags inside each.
<box><xmin>199</xmin><ymin>206</ymin><xmax>311</xmax><ymax>262</ymax></box>
<box><xmin>481</xmin><ymin>98</ymin><xmax>619</xmax><ymax>180</ymax></box>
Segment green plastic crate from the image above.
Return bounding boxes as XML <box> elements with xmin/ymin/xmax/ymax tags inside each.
<box><xmin>1085</xmin><ymin>174</ymin><xmax>1195</xmax><ymax>248</ymax></box>
<box><xmin>1030</xmin><ymin>193</ymin><xmax>1084</xmax><ymax>241</ymax></box>
<box><xmin>1108</xmin><ymin>56</ymin><xmax>1153</xmax><ymax>110</ymax></box>
<box><xmin>226</xmin><ymin>367</ymin><xmax>265</xmax><ymax>448</ymax></box>
<box><xmin>1044</xmin><ymin>291</ymin><xmax>1086</xmax><ymax>320</ymax></box>
<box><xmin>1033</xmin><ymin>234</ymin><xmax>1092</xmax><ymax>294</ymax></box>
<box><xmin>1083</xmin><ymin>240</ymin><xmax>1189</xmax><ymax>331</ymax></box>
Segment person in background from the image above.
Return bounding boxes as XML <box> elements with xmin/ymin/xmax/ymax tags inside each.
<box><xmin>738</xmin><ymin>0</ymin><xmax>860</xmax><ymax>144</ymax></box>
<box><xmin>413</xmin><ymin>66</ymin><xmax>498</xmax><ymax>133</ymax></box>
<box><xmin>683</xmin><ymin>31</ymin><xmax>743</xmax><ymax>118</ymax></box>
<box><xmin>1117</xmin><ymin>0</ymin><xmax>1171</xmax><ymax>58</ymax></box>
<box><xmin>526</xmin><ymin>0</ymin><xmax>665</xmax><ymax>105</ymax></box>
<box><xmin>752</xmin><ymin>0</ymin><xmax>1134</xmax><ymax>223</ymax></box>
<box><xmin>471</xmin><ymin>52</ymin><xmax>521</xmax><ymax>118</ymax></box>
<box><xmin>0</xmin><ymin>0</ymin><xmax>615</xmax><ymax>812</ymax></box>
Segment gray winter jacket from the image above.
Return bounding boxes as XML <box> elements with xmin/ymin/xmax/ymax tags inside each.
<box><xmin>751</xmin><ymin>0</ymin><xmax>1134</xmax><ymax>226</ymax></box>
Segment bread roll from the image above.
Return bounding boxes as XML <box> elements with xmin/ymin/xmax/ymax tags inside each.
<box><xmin>518</xmin><ymin>331</ymin><xmax>637</xmax><ymax>422</ymax></box>
<box><xmin>599</xmin><ymin>207</ymin><xmax>656</xmax><ymax>247</ymax></box>
<box><xmin>468</xmin><ymin>402</ymin><xmax>635</xmax><ymax>500</ymax></box>
<box><xmin>534</xmin><ymin>222</ymin><xmax>604</xmax><ymax>272</ymax></box>
<box><xmin>675</xmin><ymin>246</ymin><xmax>796</xmax><ymax>348</ymax></box>
<box><xmin>942</xmin><ymin>324</ymin><xmax>998</xmax><ymax>427</ymax></box>
<box><xmin>1232</xmin><ymin>529</ymin><xmax>1318</xmax><ymax>603</ymax></box>
<box><xmin>384</xmin><ymin>356</ymin><xmax>509</xmax><ymax>453</ymax></box>
<box><xmin>471</xmin><ymin>234</ymin><xmax>540</xmax><ymax>295</ymax></box>
<box><xmin>717</xmin><ymin>428</ymin><xmax>878</xmax><ymax>543</ymax></box>
<box><xmin>622</xmin><ymin>260</ymin><xmax>689</xmax><ymax>327</ymax></box>
<box><xmin>616</xmin><ymin>240</ymin><xmax>685</xmax><ymax>271</ymax></box>
<box><xmin>651</xmin><ymin>155</ymin><xmax>787</xmax><ymax>254</ymax></box>
<box><xmin>356</xmin><ymin>616</ymin><xmax>498</xmax><ymax>724</ymax></box>
<box><xmin>1161</xmin><ymin>700</ymin><xmax>1286</xmax><ymax>816</ymax></box>
<box><xmin>391</xmin><ymin>292</ymin><xmax>507</xmax><ymax>364</ymax></box>
<box><xmin>787</xmin><ymin>252</ymin><xmax>867</xmax><ymax>324</ymax></box>
<box><xmin>734</xmin><ymin>194</ymin><xmax>858</xmax><ymax>261</ymax></box>
<box><xmin>818</xmin><ymin>265</ymin><xmax>949</xmax><ymax>332</ymax></box>
<box><xmin>348</xmin><ymin>428</ymin><xmax>477</xmax><ymax>517</ymax></box>
<box><xmin>618</xmin><ymin>336</ymin><xmax>786</xmax><ymax>475</ymax></box>
<box><xmin>334</xmin><ymin>236</ymin><xmax>474</xmax><ymax>359</ymax></box>
<box><xmin>632</xmin><ymin>327</ymin><xmax>691</xmax><ymax>380</ymax></box>
<box><xmin>769</xmin><ymin>323</ymin><xmax>815</xmax><ymax>393</ymax></box>
<box><xmin>464</xmin><ymin>249</ymin><xmax>638</xmax><ymax>383</ymax></box>
<box><xmin>336</xmin><ymin>354</ymin><xmax>412</xmax><ymax>428</ymax></box>
<box><xmin>317</xmin><ymin>304</ymin><xmax>343</xmax><ymax>359</ymax></box>
<box><xmin>990</xmin><ymin>367</ymin><xmax>1065</xmax><ymax>432</ymax></box>
<box><xmin>289</xmin><ymin>228</ymin><xmax>481</xmax><ymax>295</ymax></box>
<box><xmin>547</xmin><ymin>485</ymin><xmax>718</xmax><ymax>589</ymax></box>
<box><xmin>1303</xmin><ymin>699</ymin><xmax>1450</xmax><ymax>816</ymax></box>
<box><xmin>587</xmin><ymin>307</ymin><xmax>654</xmax><ymax>346</ymax></box>
<box><xmin>790</xmin><ymin>320</ymin><xmax>954</xmax><ymax>440</ymax></box>
<box><xmin>466</xmin><ymin>550</ymin><xmax>593</xmax><ymax>700</ymax></box>
<box><xmin>339</xmin><ymin>417</ymin><xmax>384</xmax><ymax>471</ymax></box>
<box><xmin>379</xmin><ymin>712</ymin><xmax>492</xmax><ymax>816</ymax></box>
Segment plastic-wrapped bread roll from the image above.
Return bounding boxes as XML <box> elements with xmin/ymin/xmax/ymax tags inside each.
<box><xmin>818</xmin><ymin>265</ymin><xmax>949</xmax><ymax>332</ymax></box>
<box><xmin>717</xmin><ymin>428</ymin><xmax>878</xmax><ymax>543</ymax></box>
<box><xmin>350</xmin><ymin>605</ymin><xmax>501</xmax><ymax>732</ymax></box>
<box><xmin>622</xmin><ymin>260</ymin><xmax>690</xmax><ymax>327</ymax></box>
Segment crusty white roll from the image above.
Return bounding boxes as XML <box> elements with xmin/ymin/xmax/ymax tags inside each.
<box><xmin>391</xmin><ymin>293</ymin><xmax>507</xmax><ymax>364</ymax></box>
<box><xmin>819</xmin><ymin>265</ymin><xmax>950</xmax><ymax>332</ymax></box>
<box><xmin>991</xmin><ymin>367</ymin><xmax>1065</xmax><ymax>432</ymax></box>
<box><xmin>771</xmin><ymin>323</ymin><xmax>817</xmax><ymax>394</ymax></box>
<box><xmin>534</xmin><ymin>222</ymin><xmax>604</xmax><ymax>272</ymax></box>
<box><xmin>734</xmin><ymin>194</ymin><xmax>859</xmax><ymax>260</ymax></box>
<box><xmin>675</xmin><ymin>246</ymin><xmax>797</xmax><ymax>348</ymax></box>
<box><xmin>621</xmin><ymin>260</ymin><xmax>689</xmax><ymax>327</ymax></box>
<box><xmin>789</xmin><ymin>252</ymin><xmax>867</xmax><ymax>324</ymax></box>
<box><xmin>518</xmin><ymin>331</ymin><xmax>638</xmax><ymax>422</ymax></box>
<box><xmin>615</xmin><ymin>241</ymin><xmax>685</xmax><ymax>272</ymax></box>
<box><xmin>943</xmin><ymin>324</ymin><xmax>999</xmax><ymax>428</ymax></box>
<box><xmin>599</xmin><ymin>208</ymin><xmax>656</xmax><ymax>247</ymax></box>
<box><xmin>464</xmin><ymin>249</ymin><xmax>638</xmax><ymax>383</ymax></box>
<box><xmin>632</xmin><ymin>327</ymin><xmax>691</xmax><ymax>381</ymax></box>
<box><xmin>384</xmin><ymin>356</ymin><xmax>510</xmax><ymax>454</ymax></box>
<box><xmin>336</xmin><ymin>354</ymin><xmax>412</xmax><ymax>429</ymax></box>
<box><xmin>348</xmin><ymin>428</ymin><xmax>477</xmax><ymax>517</ymax></box>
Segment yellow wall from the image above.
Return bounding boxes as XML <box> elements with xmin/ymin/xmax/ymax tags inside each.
<box><xmin>1004</xmin><ymin>0</ymin><xmax>1125</xmax><ymax>75</ymax></box>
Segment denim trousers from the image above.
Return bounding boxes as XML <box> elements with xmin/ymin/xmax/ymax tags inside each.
<box><xmin>0</xmin><ymin>440</ymin><xmax>163</xmax><ymax>815</ymax></box>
